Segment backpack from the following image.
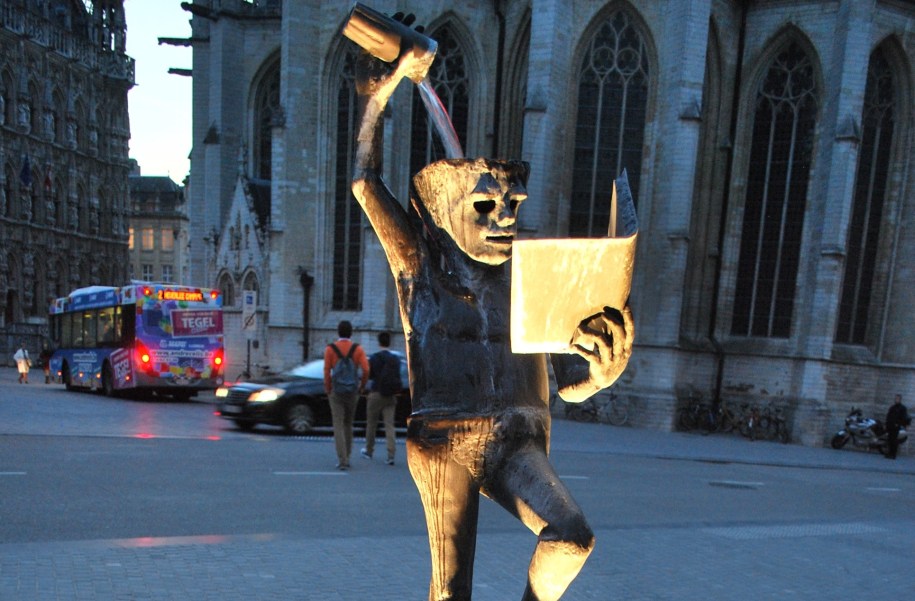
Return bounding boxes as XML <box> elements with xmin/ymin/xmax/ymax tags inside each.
<box><xmin>329</xmin><ymin>343</ymin><xmax>359</xmax><ymax>394</ymax></box>
<box><xmin>372</xmin><ymin>350</ymin><xmax>402</xmax><ymax>396</ymax></box>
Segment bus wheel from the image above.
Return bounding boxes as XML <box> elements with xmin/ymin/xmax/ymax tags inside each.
<box><xmin>101</xmin><ymin>364</ymin><xmax>115</xmax><ymax>397</ymax></box>
<box><xmin>63</xmin><ymin>364</ymin><xmax>75</xmax><ymax>391</ymax></box>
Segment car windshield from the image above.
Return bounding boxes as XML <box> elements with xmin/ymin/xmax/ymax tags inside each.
<box><xmin>279</xmin><ymin>351</ymin><xmax>407</xmax><ymax>384</ymax></box>
<box><xmin>284</xmin><ymin>360</ymin><xmax>323</xmax><ymax>380</ymax></box>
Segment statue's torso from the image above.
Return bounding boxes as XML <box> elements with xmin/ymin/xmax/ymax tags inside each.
<box><xmin>400</xmin><ymin>263</ymin><xmax>549</xmax><ymax>418</ymax></box>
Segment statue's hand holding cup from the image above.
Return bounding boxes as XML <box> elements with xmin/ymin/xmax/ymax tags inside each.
<box><xmin>343</xmin><ymin>3</ymin><xmax>437</xmax><ymax>85</ymax></box>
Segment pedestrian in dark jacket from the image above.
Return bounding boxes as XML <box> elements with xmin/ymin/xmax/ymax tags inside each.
<box><xmin>885</xmin><ymin>394</ymin><xmax>911</xmax><ymax>459</ymax></box>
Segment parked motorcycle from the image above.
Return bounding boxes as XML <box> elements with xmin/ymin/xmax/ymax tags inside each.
<box><xmin>831</xmin><ymin>407</ymin><xmax>907</xmax><ymax>454</ymax></box>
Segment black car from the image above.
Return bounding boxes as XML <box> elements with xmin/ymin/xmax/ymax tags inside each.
<box><xmin>215</xmin><ymin>354</ymin><xmax>410</xmax><ymax>435</ymax></box>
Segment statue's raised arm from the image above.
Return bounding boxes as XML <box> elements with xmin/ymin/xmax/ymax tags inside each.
<box><xmin>349</xmin><ymin>11</ymin><xmax>435</xmax><ymax>277</ymax></box>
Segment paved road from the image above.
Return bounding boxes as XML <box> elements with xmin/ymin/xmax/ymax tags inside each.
<box><xmin>0</xmin><ymin>368</ymin><xmax>912</xmax><ymax>600</ymax></box>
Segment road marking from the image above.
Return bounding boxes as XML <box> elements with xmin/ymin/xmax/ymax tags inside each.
<box><xmin>560</xmin><ymin>475</ymin><xmax>590</xmax><ymax>480</ymax></box>
<box><xmin>867</xmin><ymin>487</ymin><xmax>901</xmax><ymax>492</ymax></box>
<box><xmin>708</xmin><ymin>480</ymin><xmax>764</xmax><ymax>489</ymax></box>
<box><xmin>705</xmin><ymin>522</ymin><xmax>886</xmax><ymax>540</ymax></box>
<box><xmin>0</xmin><ymin>471</ymin><xmax>26</xmax><ymax>476</ymax></box>
<box><xmin>273</xmin><ymin>471</ymin><xmax>347</xmax><ymax>476</ymax></box>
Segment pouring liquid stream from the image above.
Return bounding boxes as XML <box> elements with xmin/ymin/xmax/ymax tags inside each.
<box><xmin>417</xmin><ymin>77</ymin><xmax>464</xmax><ymax>159</ymax></box>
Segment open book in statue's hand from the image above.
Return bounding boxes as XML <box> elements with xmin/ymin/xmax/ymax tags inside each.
<box><xmin>511</xmin><ymin>170</ymin><xmax>638</xmax><ymax>354</ymax></box>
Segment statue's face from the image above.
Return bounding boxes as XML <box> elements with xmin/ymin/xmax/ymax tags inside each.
<box><xmin>413</xmin><ymin>159</ymin><xmax>529</xmax><ymax>265</ymax></box>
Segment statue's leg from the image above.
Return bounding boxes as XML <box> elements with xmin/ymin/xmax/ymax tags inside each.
<box><xmin>407</xmin><ymin>433</ymin><xmax>480</xmax><ymax>601</ymax></box>
<box><xmin>484</xmin><ymin>445</ymin><xmax>594</xmax><ymax>601</ymax></box>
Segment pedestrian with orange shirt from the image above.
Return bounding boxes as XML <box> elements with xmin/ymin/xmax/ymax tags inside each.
<box><xmin>323</xmin><ymin>320</ymin><xmax>369</xmax><ymax>470</ymax></box>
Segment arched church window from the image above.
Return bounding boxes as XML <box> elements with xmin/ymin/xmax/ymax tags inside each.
<box><xmin>835</xmin><ymin>48</ymin><xmax>897</xmax><ymax>345</ymax></box>
<box><xmin>254</xmin><ymin>58</ymin><xmax>281</xmax><ymax>180</ymax></box>
<box><xmin>732</xmin><ymin>41</ymin><xmax>818</xmax><ymax>338</ymax></box>
<box><xmin>409</xmin><ymin>25</ymin><xmax>469</xmax><ymax>176</ymax></box>
<box><xmin>332</xmin><ymin>50</ymin><xmax>362</xmax><ymax>311</ymax></box>
<box><xmin>242</xmin><ymin>272</ymin><xmax>259</xmax><ymax>297</ymax></box>
<box><xmin>218</xmin><ymin>272</ymin><xmax>235</xmax><ymax>307</ymax></box>
<box><xmin>570</xmin><ymin>9</ymin><xmax>650</xmax><ymax>237</ymax></box>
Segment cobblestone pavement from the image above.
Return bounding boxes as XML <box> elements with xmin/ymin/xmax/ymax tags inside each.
<box><xmin>1</xmin><ymin>367</ymin><xmax>912</xmax><ymax>599</ymax></box>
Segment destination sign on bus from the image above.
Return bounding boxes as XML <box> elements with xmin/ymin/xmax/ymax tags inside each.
<box><xmin>157</xmin><ymin>289</ymin><xmax>204</xmax><ymax>302</ymax></box>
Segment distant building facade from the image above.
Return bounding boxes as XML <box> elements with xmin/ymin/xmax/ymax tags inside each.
<box><xmin>184</xmin><ymin>0</ymin><xmax>915</xmax><ymax>448</ymax></box>
<box><xmin>0</xmin><ymin>0</ymin><xmax>133</xmax><ymax>357</ymax></box>
<box><xmin>127</xmin><ymin>165</ymin><xmax>190</xmax><ymax>286</ymax></box>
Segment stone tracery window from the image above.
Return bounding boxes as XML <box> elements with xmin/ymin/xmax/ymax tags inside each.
<box><xmin>409</xmin><ymin>25</ymin><xmax>469</xmax><ymax>176</ymax></box>
<box><xmin>253</xmin><ymin>58</ymin><xmax>280</xmax><ymax>180</ymax></box>
<box><xmin>732</xmin><ymin>42</ymin><xmax>819</xmax><ymax>338</ymax></box>
<box><xmin>331</xmin><ymin>50</ymin><xmax>362</xmax><ymax>311</ymax></box>
<box><xmin>570</xmin><ymin>9</ymin><xmax>649</xmax><ymax>237</ymax></box>
<box><xmin>218</xmin><ymin>272</ymin><xmax>235</xmax><ymax>307</ymax></box>
<box><xmin>835</xmin><ymin>48</ymin><xmax>897</xmax><ymax>345</ymax></box>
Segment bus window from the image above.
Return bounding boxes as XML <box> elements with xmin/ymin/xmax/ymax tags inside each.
<box><xmin>122</xmin><ymin>304</ymin><xmax>136</xmax><ymax>342</ymax></box>
<box><xmin>50</xmin><ymin>314</ymin><xmax>60</xmax><ymax>347</ymax></box>
<box><xmin>81</xmin><ymin>310</ymin><xmax>97</xmax><ymax>348</ymax></box>
<box><xmin>62</xmin><ymin>313</ymin><xmax>73</xmax><ymax>347</ymax></box>
<box><xmin>98</xmin><ymin>307</ymin><xmax>115</xmax><ymax>346</ymax></box>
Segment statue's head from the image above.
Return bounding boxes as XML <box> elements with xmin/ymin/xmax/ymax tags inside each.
<box><xmin>411</xmin><ymin>158</ymin><xmax>529</xmax><ymax>265</ymax></box>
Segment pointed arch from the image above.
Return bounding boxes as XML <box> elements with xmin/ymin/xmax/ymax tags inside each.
<box><xmin>569</xmin><ymin>2</ymin><xmax>654</xmax><ymax>237</ymax></box>
<box><xmin>731</xmin><ymin>30</ymin><xmax>821</xmax><ymax>338</ymax></box>
<box><xmin>409</xmin><ymin>16</ymin><xmax>475</xmax><ymax>175</ymax></box>
<box><xmin>217</xmin><ymin>270</ymin><xmax>236</xmax><ymax>308</ymax></box>
<box><xmin>836</xmin><ymin>37</ymin><xmax>910</xmax><ymax>346</ymax></box>
<box><xmin>250</xmin><ymin>51</ymin><xmax>281</xmax><ymax>181</ymax></box>
<box><xmin>324</xmin><ymin>43</ymin><xmax>363</xmax><ymax>311</ymax></box>
<box><xmin>499</xmin><ymin>9</ymin><xmax>530</xmax><ymax>159</ymax></box>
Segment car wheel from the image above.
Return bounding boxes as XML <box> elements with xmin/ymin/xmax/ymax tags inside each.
<box><xmin>284</xmin><ymin>403</ymin><xmax>315</xmax><ymax>435</ymax></box>
<box><xmin>233</xmin><ymin>419</ymin><xmax>256</xmax><ymax>432</ymax></box>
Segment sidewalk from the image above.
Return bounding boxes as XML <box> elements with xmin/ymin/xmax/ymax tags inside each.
<box><xmin>1</xmin><ymin>366</ymin><xmax>911</xmax><ymax>474</ymax></box>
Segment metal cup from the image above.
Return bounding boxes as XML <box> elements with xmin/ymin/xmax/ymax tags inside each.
<box><xmin>342</xmin><ymin>2</ymin><xmax>437</xmax><ymax>83</ymax></box>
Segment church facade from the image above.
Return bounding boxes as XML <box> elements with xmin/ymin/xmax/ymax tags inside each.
<box><xmin>186</xmin><ymin>0</ymin><xmax>915</xmax><ymax>446</ymax></box>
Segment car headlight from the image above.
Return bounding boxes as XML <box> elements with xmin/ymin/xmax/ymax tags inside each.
<box><xmin>249</xmin><ymin>388</ymin><xmax>285</xmax><ymax>403</ymax></box>
<box><xmin>215</xmin><ymin>387</ymin><xmax>229</xmax><ymax>398</ymax></box>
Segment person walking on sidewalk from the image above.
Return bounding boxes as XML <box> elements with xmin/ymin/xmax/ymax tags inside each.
<box><xmin>885</xmin><ymin>394</ymin><xmax>911</xmax><ymax>459</ymax></box>
<box><xmin>324</xmin><ymin>320</ymin><xmax>369</xmax><ymax>470</ymax></box>
<box><xmin>13</xmin><ymin>341</ymin><xmax>31</xmax><ymax>384</ymax></box>
<box><xmin>362</xmin><ymin>332</ymin><xmax>402</xmax><ymax>466</ymax></box>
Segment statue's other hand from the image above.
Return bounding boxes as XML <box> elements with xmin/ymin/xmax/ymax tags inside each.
<box><xmin>569</xmin><ymin>305</ymin><xmax>634</xmax><ymax>389</ymax></box>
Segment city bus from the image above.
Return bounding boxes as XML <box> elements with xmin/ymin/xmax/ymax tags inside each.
<box><xmin>48</xmin><ymin>283</ymin><xmax>225</xmax><ymax>400</ymax></box>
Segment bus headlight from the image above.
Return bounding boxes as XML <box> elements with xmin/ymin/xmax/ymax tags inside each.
<box><xmin>249</xmin><ymin>388</ymin><xmax>284</xmax><ymax>403</ymax></box>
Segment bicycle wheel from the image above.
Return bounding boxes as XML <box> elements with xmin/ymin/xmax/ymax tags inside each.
<box><xmin>678</xmin><ymin>408</ymin><xmax>697</xmax><ymax>431</ymax></box>
<box><xmin>605</xmin><ymin>400</ymin><xmax>629</xmax><ymax>426</ymax></box>
<box><xmin>718</xmin><ymin>408</ymin><xmax>736</xmax><ymax>433</ymax></box>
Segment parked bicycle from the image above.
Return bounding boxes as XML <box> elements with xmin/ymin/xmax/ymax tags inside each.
<box><xmin>234</xmin><ymin>362</ymin><xmax>271</xmax><ymax>382</ymax></box>
<box><xmin>738</xmin><ymin>404</ymin><xmax>767</xmax><ymax>441</ymax></box>
<box><xmin>677</xmin><ymin>391</ymin><xmax>716</xmax><ymax>433</ymax></box>
<box><xmin>564</xmin><ymin>390</ymin><xmax>629</xmax><ymax>426</ymax></box>
<box><xmin>763</xmin><ymin>405</ymin><xmax>790</xmax><ymax>443</ymax></box>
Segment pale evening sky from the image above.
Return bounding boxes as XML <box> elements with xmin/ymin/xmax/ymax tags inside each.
<box><xmin>125</xmin><ymin>0</ymin><xmax>193</xmax><ymax>182</ymax></box>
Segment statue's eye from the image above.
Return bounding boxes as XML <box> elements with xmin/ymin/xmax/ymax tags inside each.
<box><xmin>473</xmin><ymin>200</ymin><xmax>496</xmax><ymax>214</ymax></box>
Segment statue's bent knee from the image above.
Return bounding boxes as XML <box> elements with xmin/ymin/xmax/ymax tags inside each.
<box><xmin>540</xmin><ymin>513</ymin><xmax>595</xmax><ymax>552</ymax></box>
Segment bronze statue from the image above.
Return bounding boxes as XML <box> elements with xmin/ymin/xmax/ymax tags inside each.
<box><xmin>346</xmin><ymin>8</ymin><xmax>634</xmax><ymax>600</ymax></box>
